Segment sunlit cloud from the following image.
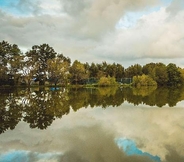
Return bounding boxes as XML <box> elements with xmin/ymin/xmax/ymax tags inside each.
<box><xmin>0</xmin><ymin>0</ymin><xmax>184</xmax><ymax>67</ymax></box>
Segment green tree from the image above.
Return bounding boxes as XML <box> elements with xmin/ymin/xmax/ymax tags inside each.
<box><xmin>0</xmin><ymin>66</ymin><xmax>8</xmax><ymax>85</ymax></box>
<box><xmin>142</xmin><ymin>63</ymin><xmax>156</xmax><ymax>80</ymax></box>
<box><xmin>47</xmin><ymin>54</ymin><xmax>70</xmax><ymax>86</ymax></box>
<box><xmin>132</xmin><ymin>74</ymin><xmax>157</xmax><ymax>87</ymax></box>
<box><xmin>26</xmin><ymin>44</ymin><xmax>57</xmax><ymax>85</ymax></box>
<box><xmin>22</xmin><ymin>59</ymin><xmax>39</xmax><ymax>86</ymax></box>
<box><xmin>98</xmin><ymin>76</ymin><xmax>117</xmax><ymax>86</ymax></box>
<box><xmin>106</xmin><ymin>63</ymin><xmax>117</xmax><ymax>77</ymax></box>
<box><xmin>125</xmin><ymin>64</ymin><xmax>142</xmax><ymax>78</ymax></box>
<box><xmin>167</xmin><ymin>63</ymin><xmax>182</xmax><ymax>86</ymax></box>
<box><xmin>89</xmin><ymin>62</ymin><xmax>99</xmax><ymax>78</ymax></box>
<box><xmin>155</xmin><ymin>63</ymin><xmax>168</xmax><ymax>86</ymax></box>
<box><xmin>0</xmin><ymin>40</ymin><xmax>23</xmax><ymax>85</ymax></box>
<box><xmin>116</xmin><ymin>63</ymin><xmax>125</xmax><ymax>79</ymax></box>
<box><xmin>178</xmin><ymin>68</ymin><xmax>184</xmax><ymax>85</ymax></box>
<box><xmin>95</xmin><ymin>63</ymin><xmax>106</xmax><ymax>79</ymax></box>
<box><xmin>69</xmin><ymin>60</ymin><xmax>89</xmax><ymax>84</ymax></box>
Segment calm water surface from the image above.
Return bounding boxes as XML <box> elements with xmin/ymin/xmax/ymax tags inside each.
<box><xmin>0</xmin><ymin>87</ymin><xmax>184</xmax><ymax>162</ymax></box>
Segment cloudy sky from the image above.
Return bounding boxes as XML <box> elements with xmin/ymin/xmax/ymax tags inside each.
<box><xmin>0</xmin><ymin>0</ymin><xmax>184</xmax><ymax>67</ymax></box>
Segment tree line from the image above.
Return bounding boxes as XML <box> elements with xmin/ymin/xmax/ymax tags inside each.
<box><xmin>0</xmin><ymin>40</ymin><xmax>184</xmax><ymax>86</ymax></box>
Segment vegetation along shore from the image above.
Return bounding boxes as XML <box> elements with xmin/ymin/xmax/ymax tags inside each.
<box><xmin>0</xmin><ymin>40</ymin><xmax>184</xmax><ymax>87</ymax></box>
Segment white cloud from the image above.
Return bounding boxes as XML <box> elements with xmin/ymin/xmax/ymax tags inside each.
<box><xmin>166</xmin><ymin>0</ymin><xmax>184</xmax><ymax>16</ymax></box>
<box><xmin>91</xmin><ymin>7</ymin><xmax>184</xmax><ymax>67</ymax></box>
<box><xmin>0</xmin><ymin>0</ymin><xmax>184</xmax><ymax>67</ymax></box>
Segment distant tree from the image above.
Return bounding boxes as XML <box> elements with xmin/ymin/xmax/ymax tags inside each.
<box><xmin>69</xmin><ymin>60</ymin><xmax>89</xmax><ymax>84</ymax></box>
<box><xmin>95</xmin><ymin>63</ymin><xmax>106</xmax><ymax>79</ymax></box>
<box><xmin>142</xmin><ymin>63</ymin><xmax>156</xmax><ymax>80</ymax></box>
<box><xmin>26</xmin><ymin>44</ymin><xmax>57</xmax><ymax>85</ymax></box>
<box><xmin>125</xmin><ymin>64</ymin><xmax>142</xmax><ymax>78</ymax></box>
<box><xmin>155</xmin><ymin>63</ymin><xmax>168</xmax><ymax>86</ymax></box>
<box><xmin>178</xmin><ymin>68</ymin><xmax>184</xmax><ymax>85</ymax></box>
<box><xmin>167</xmin><ymin>63</ymin><xmax>182</xmax><ymax>86</ymax></box>
<box><xmin>116</xmin><ymin>63</ymin><xmax>125</xmax><ymax>79</ymax></box>
<box><xmin>89</xmin><ymin>62</ymin><xmax>99</xmax><ymax>78</ymax></box>
<box><xmin>98</xmin><ymin>76</ymin><xmax>117</xmax><ymax>86</ymax></box>
<box><xmin>106</xmin><ymin>63</ymin><xmax>116</xmax><ymax>77</ymax></box>
<box><xmin>132</xmin><ymin>74</ymin><xmax>157</xmax><ymax>87</ymax></box>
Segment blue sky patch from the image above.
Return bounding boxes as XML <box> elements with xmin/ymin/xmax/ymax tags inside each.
<box><xmin>116</xmin><ymin>138</ymin><xmax>161</xmax><ymax>162</ymax></box>
<box><xmin>0</xmin><ymin>150</ymin><xmax>61</xmax><ymax>162</ymax></box>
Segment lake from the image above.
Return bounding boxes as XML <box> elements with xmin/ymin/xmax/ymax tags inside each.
<box><xmin>0</xmin><ymin>86</ymin><xmax>184</xmax><ymax>162</ymax></box>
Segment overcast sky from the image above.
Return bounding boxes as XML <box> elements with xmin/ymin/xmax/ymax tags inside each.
<box><xmin>0</xmin><ymin>0</ymin><xmax>184</xmax><ymax>68</ymax></box>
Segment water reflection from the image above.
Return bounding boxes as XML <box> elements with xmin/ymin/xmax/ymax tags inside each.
<box><xmin>0</xmin><ymin>122</ymin><xmax>162</xmax><ymax>162</ymax></box>
<box><xmin>1</xmin><ymin>85</ymin><xmax>184</xmax><ymax>162</ymax></box>
<box><xmin>0</xmin><ymin>104</ymin><xmax>184</xmax><ymax>162</ymax></box>
<box><xmin>0</xmin><ymin>86</ymin><xmax>184</xmax><ymax>134</ymax></box>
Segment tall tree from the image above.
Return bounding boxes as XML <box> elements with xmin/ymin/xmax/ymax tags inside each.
<box><xmin>89</xmin><ymin>62</ymin><xmax>99</xmax><ymax>78</ymax></box>
<box><xmin>26</xmin><ymin>44</ymin><xmax>57</xmax><ymax>85</ymax></box>
<box><xmin>0</xmin><ymin>40</ymin><xmax>23</xmax><ymax>85</ymax></box>
<box><xmin>116</xmin><ymin>63</ymin><xmax>125</xmax><ymax>79</ymax></box>
<box><xmin>106</xmin><ymin>63</ymin><xmax>117</xmax><ymax>77</ymax></box>
<box><xmin>47</xmin><ymin>54</ymin><xmax>70</xmax><ymax>86</ymax></box>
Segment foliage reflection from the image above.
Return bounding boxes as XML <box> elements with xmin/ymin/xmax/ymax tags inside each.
<box><xmin>0</xmin><ymin>86</ymin><xmax>184</xmax><ymax>133</ymax></box>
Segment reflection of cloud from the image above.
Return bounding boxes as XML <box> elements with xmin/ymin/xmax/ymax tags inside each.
<box><xmin>53</xmin><ymin>125</ymin><xmax>155</xmax><ymax>162</ymax></box>
<box><xmin>0</xmin><ymin>106</ymin><xmax>184</xmax><ymax>162</ymax></box>
<box><xmin>0</xmin><ymin>124</ymin><xmax>155</xmax><ymax>162</ymax></box>
<box><xmin>116</xmin><ymin>138</ymin><xmax>160</xmax><ymax>162</ymax></box>
<box><xmin>164</xmin><ymin>145</ymin><xmax>184</xmax><ymax>162</ymax></box>
<box><xmin>105</xmin><ymin>106</ymin><xmax>184</xmax><ymax>161</ymax></box>
<box><xmin>0</xmin><ymin>150</ymin><xmax>61</xmax><ymax>162</ymax></box>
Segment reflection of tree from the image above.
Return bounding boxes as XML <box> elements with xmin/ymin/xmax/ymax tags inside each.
<box><xmin>125</xmin><ymin>87</ymin><xmax>143</xmax><ymax>106</ymax></box>
<box><xmin>68</xmin><ymin>87</ymin><xmax>125</xmax><ymax>110</ymax></box>
<box><xmin>1</xmin><ymin>86</ymin><xmax>184</xmax><ymax>134</ymax></box>
<box><xmin>132</xmin><ymin>86</ymin><xmax>156</xmax><ymax>97</ymax></box>
<box><xmin>68</xmin><ymin>88</ymin><xmax>90</xmax><ymax>111</ymax></box>
<box><xmin>167</xmin><ymin>87</ymin><xmax>182</xmax><ymax>107</ymax></box>
<box><xmin>47</xmin><ymin>90</ymin><xmax>70</xmax><ymax>118</ymax></box>
<box><xmin>96</xmin><ymin>87</ymin><xmax>123</xmax><ymax>108</ymax></box>
<box><xmin>154</xmin><ymin>88</ymin><xmax>169</xmax><ymax>107</ymax></box>
<box><xmin>23</xmin><ymin>88</ymin><xmax>70</xmax><ymax>129</ymax></box>
<box><xmin>0</xmin><ymin>90</ymin><xmax>23</xmax><ymax>134</ymax></box>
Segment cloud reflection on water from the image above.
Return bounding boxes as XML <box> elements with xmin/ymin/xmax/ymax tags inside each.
<box><xmin>0</xmin><ymin>125</ymin><xmax>156</xmax><ymax>162</ymax></box>
<box><xmin>0</xmin><ymin>103</ymin><xmax>184</xmax><ymax>161</ymax></box>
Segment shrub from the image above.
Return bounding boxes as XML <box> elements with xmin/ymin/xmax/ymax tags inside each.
<box><xmin>132</xmin><ymin>74</ymin><xmax>157</xmax><ymax>87</ymax></box>
<box><xmin>98</xmin><ymin>76</ymin><xmax>117</xmax><ymax>86</ymax></box>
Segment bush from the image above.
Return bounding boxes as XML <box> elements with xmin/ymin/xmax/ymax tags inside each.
<box><xmin>98</xmin><ymin>76</ymin><xmax>117</xmax><ymax>86</ymax></box>
<box><xmin>132</xmin><ymin>75</ymin><xmax>157</xmax><ymax>87</ymax></box>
